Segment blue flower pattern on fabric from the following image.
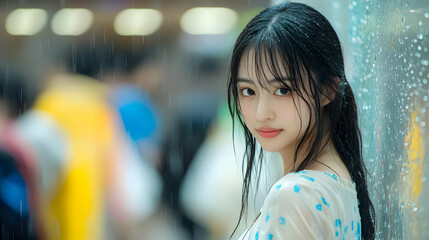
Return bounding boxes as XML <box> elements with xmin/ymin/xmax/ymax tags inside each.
<box><xmin>300</xmin><ymin>175</ymin><xmax>315</xmax><ymax>182</ymax></box>
<box><xmin>342</xmin><ymin>226</ymin><xmax>348</xmax><ymax>240</ymax></box>
<box><xmin>244</xmin><ymin>171</ymin><xmax>360</xmax><ymax>240</ymax></box>
<box><xmin>356</xmin><ymin>222</ymin><xmax>361</xmax><ymax>239</ymax></box>
<box><xmin>321</xmin><ymin>196</ymin><xmax>330</xmax><ymax>207</ymax></box>
<box><xmin>335</xmin><ymin>219</ymin><xmax>342</xmax><ymax>237</ymax></box>
<box><xmin>335</xmin><ymin>219</ymin><xmax>341</xmax><ymax>227</ymax></box>
<box><xmin>279</xmin><ymin>217</ymin><xmax>286</xmax><ymax>225</ymax></box>
<box><xmin>323</xmin><ymin>171</ymin><xmax>338</xmax><ymax>181</ymax></box>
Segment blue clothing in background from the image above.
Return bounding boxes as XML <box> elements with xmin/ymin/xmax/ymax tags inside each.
<box><xmin>111</xmin><ymin>84</ymin><xmax>160</xmax><ymax>143</ymax></box>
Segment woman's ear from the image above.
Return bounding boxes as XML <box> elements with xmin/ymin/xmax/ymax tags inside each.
<box><xmin>321</xmin><ymin>77</ymin><xmax>340</xmax><ymax>107</ymax></box>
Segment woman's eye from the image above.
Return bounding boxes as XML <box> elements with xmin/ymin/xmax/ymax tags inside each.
<box><xmin>241</xmin><ymin>88</ymin><xmax>255</xmax><ymax>96</ymax></box>
<box><xmin>275</xmin><ymin>88</ymin><xmax>290</xmax><ymax>96</ymax></box>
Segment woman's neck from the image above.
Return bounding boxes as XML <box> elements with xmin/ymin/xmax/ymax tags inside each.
<box><xmin>280</xmin><ymin>134</ymin><xmax>350</xmax><ymax>177</ymax></box>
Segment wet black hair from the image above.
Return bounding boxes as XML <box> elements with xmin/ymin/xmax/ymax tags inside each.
<box><xmin>228</xmin><ymin>2</ymin><xmax>375</xmax><ymax>239</ymax></box>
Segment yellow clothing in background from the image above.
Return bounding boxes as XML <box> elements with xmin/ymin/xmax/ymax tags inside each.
<box><xmin>33</xmin><ymin>74</ymin><xmax>116</xmax><ymax>240</ymax></box>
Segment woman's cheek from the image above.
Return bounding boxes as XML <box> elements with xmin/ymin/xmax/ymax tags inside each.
<box><xmin>297</xmin><ymin>103</ymin><xmax>313</xmax><ymax>131</ymax></box>
<box><xmin>239</xmin><ymin>100</ymin><xmax>251</xmax><ymax>118</ymax></box>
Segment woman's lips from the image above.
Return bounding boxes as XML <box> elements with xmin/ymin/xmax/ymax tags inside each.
<box><xmin>256</xmin><ymin>127</ymin><xmax>283</xmax><ymax>138</ymax></box>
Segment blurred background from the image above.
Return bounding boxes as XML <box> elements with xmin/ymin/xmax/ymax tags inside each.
<box><xmin>0</xmin><ymin>0</ymin><xmax>427</xmax><ymax>239</ymax></box>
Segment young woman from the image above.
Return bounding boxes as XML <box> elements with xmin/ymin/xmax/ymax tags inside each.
<box><xmin>228</xmin><ymin>2</ymin><xmax>375</xmax><ymax>239</ymax></box>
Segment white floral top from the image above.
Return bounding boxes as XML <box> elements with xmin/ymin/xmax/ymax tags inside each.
<box><xmin>238</xmin><ymin>170</ymin><xmax>361</xmax><ymax>240</ymax></box>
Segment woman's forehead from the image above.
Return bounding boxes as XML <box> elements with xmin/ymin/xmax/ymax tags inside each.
<box><xmin>237</xmin><ymin>48</ymin><xmax>290</xmax><ymax>80</ymax></box>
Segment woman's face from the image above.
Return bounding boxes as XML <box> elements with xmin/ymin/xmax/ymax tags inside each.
<box><xmin>237</xmin><ymin>51</ymin><xmax>314</xmax><ymax>156</ymax></box>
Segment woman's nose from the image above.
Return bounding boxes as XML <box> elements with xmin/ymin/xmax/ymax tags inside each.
<box><xmin>255</xmin><ymin>97</ymin><xmax>275</xmax><ymax>122</ymax></box>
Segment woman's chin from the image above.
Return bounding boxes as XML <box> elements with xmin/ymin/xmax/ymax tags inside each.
<box><xmin>259</xmin><ymin>145</ymin><xmax>281</xmax><ymax>153</ymax></box>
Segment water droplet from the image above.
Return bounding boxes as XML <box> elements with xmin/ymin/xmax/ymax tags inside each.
<box><xmin>419</xmin><ymin>21</ymin><xmax>422</xmax><ymax>26</ymax></box>
<box><xmin>425</xmin><ymin>12</ymin><xmax>429</xmax><ymax>18</ymax></box>
<box><xmin>333</xmin><ymin>2</ymin><xmax>340</xmax><ymax>8</ymax></box>
<box><xmin>422</xmin><ymin>60</ymin><xmax>429</xmax><ymax>66</ymax></box>
<box><xmin>418</xmin><ymin>34</ymin><xmax>424</xmax><ymax>39</ymax></box>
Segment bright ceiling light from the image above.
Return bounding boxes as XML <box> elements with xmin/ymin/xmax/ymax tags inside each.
<box><xmin>114</xmin><ymin>9</ymin><xmax>163</xmax><ymax>36</ymax></box>
<box><xmin>51</xmin><ymin>8</ymin><xmax>94</xmax><ymax>36</ymax></box>
<box><xmin>180</xmin><ymin>7</ymin><xmax>238</xmax><ymax>35</ymax></box>
<box><xmin>5</xmin><ymin>8</ymin><xmax>47</xmax><ymax>35</ymax></box>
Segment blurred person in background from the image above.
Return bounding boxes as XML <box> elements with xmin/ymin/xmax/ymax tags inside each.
<box><xmin>14</xmin><ymin>43</ymin><xmax>163</xmax><ymax>240</ymax></box>
<box><xmin>161</xmin><ymin>55</ymin><xmax>223</xmax><ymax>240</ymax></box>
<box><xmin>0</xmin><ymin>65</ymin><xmax>41</xmax><ymax>239</ymax></box>
<box><xmin>17</xmin><ymin>65</ymin><xmax>118</xmax><ymax>240</ymax></box>
<box><xmin>102</xmin><ymin>46</ymin><xmax>165</xmax><ymax>239</ymax></box>
<box><xmin>105</xmin><ymin>48</ymin><xmax>164</xmax><ymax>171</ymax></box>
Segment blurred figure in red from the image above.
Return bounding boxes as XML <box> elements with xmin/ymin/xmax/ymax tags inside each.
<box><xmin>0</xmin><ymin>65</ymin><xmax>42</xmax><ymax>239</ymax></box>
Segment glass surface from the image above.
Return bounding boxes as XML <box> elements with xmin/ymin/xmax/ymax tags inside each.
<box><xmin>347</xmin><ymin>0</ymin><xmax>429</xmax><ymax>239</ymax></box>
